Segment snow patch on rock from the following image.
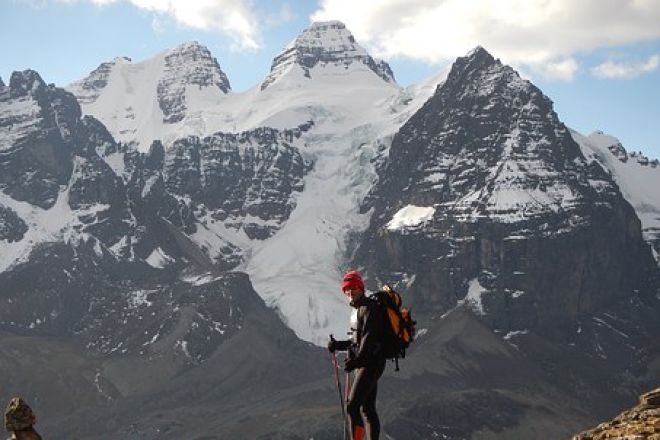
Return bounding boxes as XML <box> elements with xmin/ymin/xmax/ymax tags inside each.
<box><xmin>387</xmin><ymin>205</ymin><xmax>436</xmax><ymax>230</ymax></box>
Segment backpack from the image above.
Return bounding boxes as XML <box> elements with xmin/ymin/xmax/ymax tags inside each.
<box><xmin>370</xmin><ymin>285</ymin><xmax>416</xmax><ymax>371</ymax></box>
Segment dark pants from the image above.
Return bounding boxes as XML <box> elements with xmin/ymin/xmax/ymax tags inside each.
<box><xmin>346</xmin><ymin>358</ymin><xmax>386</xmax><ymax>440</ymax></box>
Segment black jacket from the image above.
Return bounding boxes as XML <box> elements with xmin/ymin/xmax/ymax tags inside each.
<box><xmin>336</xmin><ymin>294</ymin><xmax>386</xmax><ymax>366</ymax></box>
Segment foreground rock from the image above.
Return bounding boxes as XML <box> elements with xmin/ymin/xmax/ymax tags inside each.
<box><xmin>573</xmin><ymin>388</ymin><xmax>660</xmax><ymax>440</ymax></box>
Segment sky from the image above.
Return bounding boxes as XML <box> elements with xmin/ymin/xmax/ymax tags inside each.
<box><xmin>2</xmin><ymin>0</ymin><xmax>659</xmax><ymax>159</ymax></box>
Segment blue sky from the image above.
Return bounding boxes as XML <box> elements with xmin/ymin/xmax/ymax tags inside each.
<box><xmin>2</xmin><ymin>0</ymin><xmax>659</xmax><ymax>159</ymax></box>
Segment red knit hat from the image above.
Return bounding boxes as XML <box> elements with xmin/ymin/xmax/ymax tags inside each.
<box><xmin>341</xmin><ymin>271</ymin><xmax>364</xmax><ymax>292</ymax></box>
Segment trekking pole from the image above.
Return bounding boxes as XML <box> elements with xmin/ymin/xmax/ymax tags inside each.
<box><xmin>330</xmin><ymin>335</ymin><xmax>349</xmax><ymax>440</ymax></box>
<box><xmin>344</xmin><ymin>366</ymin><xmax>352</xmax><ymax>440</ymax></box>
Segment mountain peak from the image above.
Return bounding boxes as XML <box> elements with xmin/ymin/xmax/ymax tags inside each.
<box><xmin>454</xmin><ymin>45</ymin><xmax>499</xmax><ymax>76</ymax></box>
<box><xmin>9</xmin><ymin>69</ymin><xmax>47</xmax><ymax>99</ymax></box>
<box><xmin>308</xmin><ymin>20</ymin><xmax>346</xmax><ymax>30</ymax></box>
<box><xmin>377</xmin><ymin>43</ymin><xmax>590</xmax><ymax>225</ymax></box>
<box><xmin>112</xmin><ymin>56</ymin><xmax>131</xmax><ymax>64</ymax></box>
<box><xmin>466</xmin><ymin>45</ymin><xmax>491</xmax><ymax>59</ymax></box>
<box><xmin>167</xmin><ymin>40</ymin><xmax>209</xmax><ymax>56</ymax></box>
<box><xmin>289</xmin><ymin>20</ymin><xmax>353</xmax><ymax>50</ymax></box>
<box><xmin>431</xmin><ymin>45</ymin><xmax>532</xmax><ymax>108</ymax></box>
<box><xmin>158</xmin><ymin>41</ymin><xmax>231</xmax><ymax>123</ymax></box>
<box><xmin>260</xmin><ymin>20</ymin><xmax>395</xmax><ymax>90</ymax></box>
<box><xmin>0</xmin><ymin>76</ymin><xmax>5</xmax><ymax>88</ymax></box>
<box><xmin>160</xmin><ymin>40</ymin><xmax>230</xmax><ymax>91</ymax></box>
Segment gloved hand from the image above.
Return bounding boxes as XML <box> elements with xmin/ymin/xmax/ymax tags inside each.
<box><xmin>344</xmin><ymin>357</ymin><xmax>365</xmax><ymax>372</ymax></box>
<box><xmin>327</xmin><ymin>339</ymin><xmax>338</xmax><ymax>353</ymax></box>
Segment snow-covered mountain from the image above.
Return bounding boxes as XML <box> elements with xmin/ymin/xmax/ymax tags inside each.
<box><xmin>64</xmin><ymin>21</ymin><xmax>443</xmax><ymax>344</ymax></box>
<box><xmin>67</xmin><ymin>41</ymin><xmax>232</xmax><ymax>149</ymax></box>
<box><xmin>66</xmin><ymin>22</ymin><xmax>403</xmax><ymax>154</ymax></box>
<box><xmin>2</xmin><ymin>20</ymin><xmax>660</xmax><ymax>439</ymax></box>
<box><xmin>10</xmin><ymin>21</ymin><xmax>660</xmax><ymax>346</ymax></box>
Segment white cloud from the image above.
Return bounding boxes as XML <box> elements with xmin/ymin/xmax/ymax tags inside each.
<box><xmin>54</xmin><ymin>0</ymin><xmax>260</xmax><ymax>50</ymax></box>
<box><xmin>133</xmin><ymin>0</ymin><xmax>260</xmax><ymax>50</ymax></box>
<box><xmin>311</xmin><ymin>0</ymin><xmax>660</xmax><ymax>81</ymax></box>
<box><xmin>591</xmin><ymin>55</ymin><xmax>660</xmax><ymax>79</ymax></box>
<box><xmin>532</xmin><ymin>58</ymin><xmax>579</xmax><ymax>81</ymax></box>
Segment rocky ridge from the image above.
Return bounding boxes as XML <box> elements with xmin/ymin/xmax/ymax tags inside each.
<box><xmin>69</xmin><ymin>57</ymin><xmax>131</xmax><ymax>105</ymax></box>
<box><xmin>573</xmin><ymin>388</ymin><xmax>660</xmax><ymax>440</ymax></box>
<box><xmin>574</xmin><ymin>130</ymin><xmax>660</xmax><ymax>266</ymax></box>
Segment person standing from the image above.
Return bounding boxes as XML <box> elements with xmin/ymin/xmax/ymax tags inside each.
<box><xmin>328</xmin><ymin>271</ymin><xmax>387</xmax><ymax>440</ymax></box>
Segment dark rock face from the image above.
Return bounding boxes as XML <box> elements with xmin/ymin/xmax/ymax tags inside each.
<box><xmin>66</xmin><ymin>117</ymin><xmax>134</xmax><ymax>243</ymax></box>
<box><xmin>157</xmin><ymin>41</ymin><xmax>231</xmax><ymax>123</ymax></box>
<box><xmin>164</xmin><ymin>126</ymin><xmax>311</xmax><ymax>239</ymax></box>
<box><xmin>0</xmin><ymin>70</ymin><xmax>79</xmax><ymax>208</ymax></box>
<box><xmin>374</xmin><ymin>58</ymin><xmax>395</xmax><ymax>83</ymax></box>
<box><xmin>580</xmin><ymin>131</ymin><xmax>660</xmax><ymax>263</ymax></box>
<box><xmin>261</xmin><ymin>21</ymin><xmax>395</xmax><ymax>90</ymax></box>
<box><xmin>0</xmin><ymin>205</ymin><xmax>28</xmax><ymax>242</ymax></box>
<box><xmin>357</xmin><ymin>47</ymin><xmax>658</xmax><ymax>340</ymax></box>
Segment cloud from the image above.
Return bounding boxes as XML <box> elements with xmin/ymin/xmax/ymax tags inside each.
<box><xmin>54</xmin><ymin>0</ymin><xmax>260</xmax><ymax>50</ymax></box>
<box><xmin>591</xmin><ymin>55</ymin><xmax>660</xmax><ymax>79</ymax></box>
<box><xmin>311</xmin><ymin>0</ymin><xmax>660</xmax><ymax>81</ymax></box>
<box><xmin>532</xmin><ymin>58</ymin><xmax>579</xmax><ymax>81</ymax></box>
<box><xmin>134</xmin><ymin>0</ymin><xmax>260</xmax><ymax>50</ymax></box>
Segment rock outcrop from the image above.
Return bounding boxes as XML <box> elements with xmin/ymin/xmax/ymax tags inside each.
<box><xmin>573</xmin><ymin>388</ymin><xmax>660</xmax><ymax>440</ymax></box>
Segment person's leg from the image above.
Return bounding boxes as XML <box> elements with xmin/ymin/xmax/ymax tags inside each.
<box><xmin>347</xmin><ymin>360</ymin><xmax>385</xmax><ymax>440</ymax></box>
<box><xmin>347</xmin><ymin>368</ymin><xmax>375</xmax><ymax>440</ymax></box>
<box><xmin>361</xmin><ymin>380</ymin><xmax>380</xmax><ymax>440</ymax></box>
<box><xmin>360</xmin><ymin>360</ymin><xmax>385</xmax><ymax>439</ymax></box>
